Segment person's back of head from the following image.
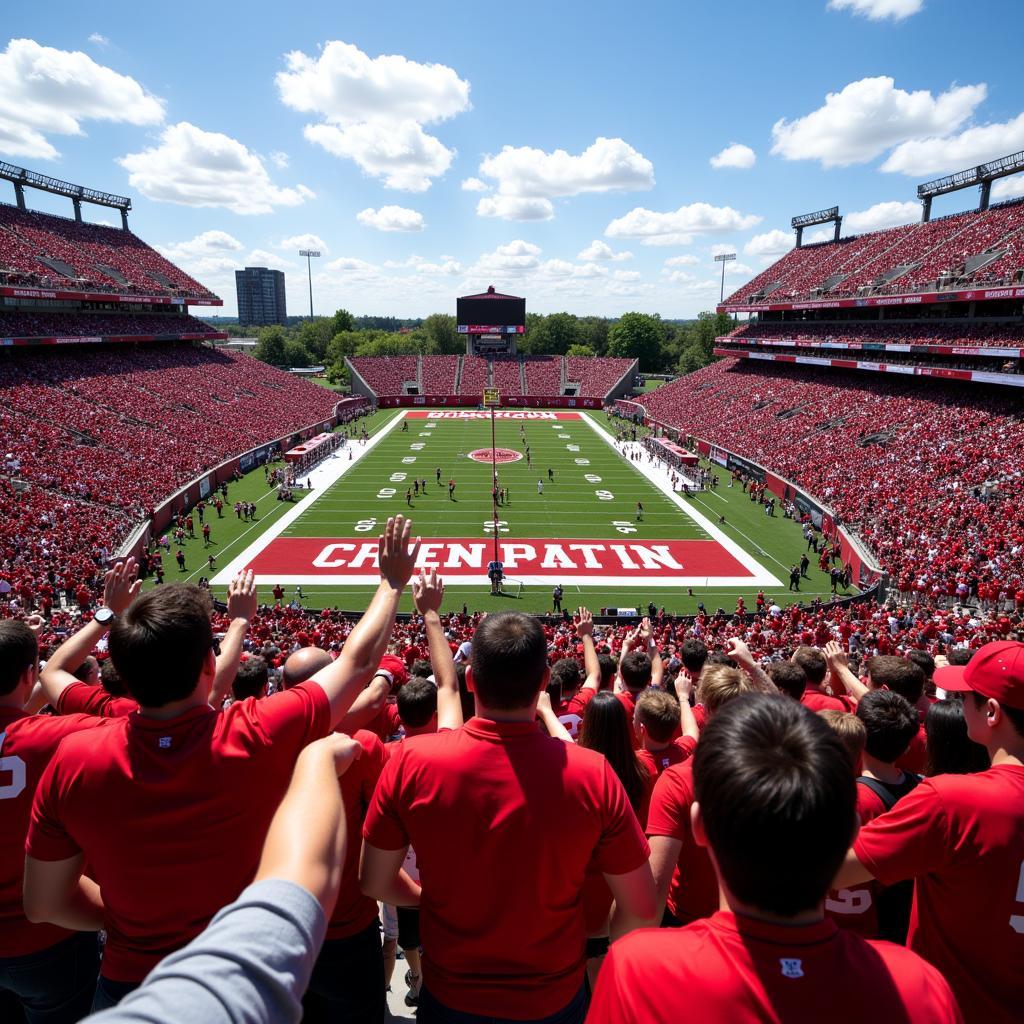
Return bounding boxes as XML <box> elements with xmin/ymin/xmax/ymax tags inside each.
<box><xmin>945</xmin><ymin>647</ymin><xmax>975</xmax><ymax>667</ymax></box>
<box><xmin>906</xmin><ymin>650</ymin><xmax>935</xmax><ymax>684</ymax></box>
<box><xmin>579</xmin><ymin>691</ymin><xmax>647</xmax><ymax>813</ymax></box>
<box><xmin>100</xmin><ymin>658</ymin><xmax>128</xmax><ymax>697</ymax></box>
<box><xmin>550</xmin><ymin>657</ymin><xmax>581</xmax><ymax>699</ymax></box>
<box><xmin>232</xmin><ymin>656</ymin><xmax>269</xmax><ymax>702</ymax></box>
<box><xmin>867</xmin><ymin>656</ymin><xmax>925</xmax><ymax>705</ymax></box>
<box><xmin>282</xmin><ymin>646</ymin><xmax>333</xmax><ymax>689</ymax></box>
<box><xmin>469</xmin><ymin>612</ymin><xmax>548</xmax><ymax>711</ymax></box>
<box><xmin>817</xmin><ymin>709</ymin><xmax>867</xmax><ymax>770</ymax></box>
<box><xmin>697</xmin><ymin>665</ymin><xmax>751</xmax><ymax>716</ymax></box>
<box><xmin>680</xmin><ymin>638</ymin><xmax>708</xmax><ymax>676</ymax></box>
<box><xmin>397</xmin><ymin>676</ymin><xmax>437</xmax><ymax>729</ymax></box>
<box><xmin>411</xmin><ymin>658</ymin><xmax>432</xmax><ymax>679</ymax></box>
<box><xmin>108</xmin><ymin>585</ymin><xmax>213</xmax><ymax>708</ymax></box>
<box><xmin>0</xmin><ymin>619</ymin><xmax>38</xmax><ymax>699</ymax></box>
<box><xmin>619</xmin><ymin>650</ymin><xmax>652</xmax><ymax>693</ymax></box>
<box><xmin>768</xmin><ymin>661</ymin><xmax>807</xmax><ymax>701</ymax></box>
<box><xmin>635</xmin><ymin>689</ymin><xmax>680</xmax><ymax>744</ymax></box>
<box><xmin>925</xmin><ymin>698</ymin><xmax>990</xmax><ymax>776</ymax></box>
<box><xmin>72</xmin><ymin>655</ymin><xmax>100</xmax><ymax>686</ymax></box>
<box><xmin>597</xmin><ymin>653</ymin><xmax>617</xmax><ymax>691</ymax></box>
<box><xmin>792</xmin><ymin>646</ymin><xmax>827</xmax><ymax>687</ymax></box>
<box><xmin>856</xmin><ymin>689</ymin><xmax>919</xmax><ymax>765</ymax></box>
<box><xmin>694</xmin><ymin>694</ymin><xmax>856</xmax><ymax>917</ymax></box>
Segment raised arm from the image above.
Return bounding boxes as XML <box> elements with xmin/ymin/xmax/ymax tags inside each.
<box><xmin>824</xmin><ymin>641</ymin><xmax>867</xmax><ymax>702</ymax></box>
<box><xmin>638</xmin><ymin>617</ymin><xmax>664</xmax><ymax>688</ymax></box>
<box><xmin>725</xmin><ymin>637</ymin><xmax>776</xmax><ymax>694</ymax></box>
<box><xmin>673</xmin><ymin>671</ymin><xmax>700</xmax><ymax>743</ymax></box>
<box><xmin>576</xmin><ymin>608</ymin><xmax>601</xmax><ymax>692</ymax></box>
<box><xmin>39</xmin><ymin>558</ymin><xmax>141</xmax><ymax>710</ymax></box>
<box><xmin>536</xmin><ymin>691</ymin><xmax>573</xmax><ymax>742</ymax></box>
<box><xmin>309</xmin><ymin>516</ymin><xmax>419</xmax><ymax>729</ymax></box>
<box><xmin>413</xmin><ymin>569</ymin><xmax>463</xmax><ymax>730</ymax></box>
<box><xmin>208</xmin><ymin>571</ymin><xmax>257</xmax><ymax>708</ymax></box>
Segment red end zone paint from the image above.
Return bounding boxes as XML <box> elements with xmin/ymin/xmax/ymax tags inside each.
<box><xmin>247</xmin><ymin>536</ymin><xmax>754</xmax><ymax>579</ymax></box>
<box><xmin>404</xmin><ymin>410</ymin><xmax>582</xmax><ymax>420</ymax></box>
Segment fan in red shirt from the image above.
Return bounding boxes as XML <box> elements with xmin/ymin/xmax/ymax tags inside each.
<box><xmin>836</xmin><ymin>641</ymin><xmax>1024</xmax><ymax>1024</ymax></box>
<box><xmin>795</xmin><ymin>645</ymin><xmax>855</xmax><ymax>713</ymax></box>
<box><xmin>588</xmin><ymin>695</ymin><xmax>960</xmax><ymax>1024</ymax></box>
<box><xmin>0</xmin><ymin>618</ymin><xmax>110</xmax><ymax>1023</ymax></box>
<box><xmin>614</xmin><ymin>618</ymin><xmax>664</xmax><ymax>747</ymax></box>
<box><xmin>361</xmin><ymin>609</ymin><xmax>656</xmax><ymax>1023</ymax></box>
<box><xmin>24</xmin><ymin>518</ymin><xmax>420</xmax><ymax>1012</ymax></box>
<box><xmin>632</xmin><ymin>686</ymin><xmax>698</xmax><ymax>778</ymax></box>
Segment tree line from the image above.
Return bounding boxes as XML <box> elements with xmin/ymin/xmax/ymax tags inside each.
<box><xmin>217</xmin><ymin>309</ymin><xmax>735</xmax><ymax>383</ymax></box>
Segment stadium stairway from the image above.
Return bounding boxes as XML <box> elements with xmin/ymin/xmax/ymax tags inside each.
<box><xmin>518</xmin><ymin>360</ymin><xmax>527</xmax><ymax>394</ymax></box>
<box><xmin>455</xmin><ymin>355</ymin><xmax>464</xmax><ymax>392</ymax></box>
<box><xmin>559</xmin><ymin>357</ymin><xmax>567</xmax><ymax>393</ymax></box>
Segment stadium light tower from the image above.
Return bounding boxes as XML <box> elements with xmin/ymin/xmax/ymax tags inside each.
<box><xmin>715</xmin><ymin>252</ymin><xmax>736</xmax><ymax>304</ymax></box>
<box><xmin>299</xmin><ymin>249</ymin><xmax>321</xmax><ymax>319</ymax></box>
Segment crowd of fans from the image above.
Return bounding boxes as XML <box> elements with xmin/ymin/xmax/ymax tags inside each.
<box><xmin>0</xmin><ymin>529</ymin><xmax>1019</xmax><ymax>1023</ymax></box>
<box><xmin>726</xmin><ymin>198</ymin><xmax>1024</xmax><ymax>305</ymax></box>
<box><xmin>349</xmin><ymin>356</ymin><xmax>419</xmax><ymax>397</ymax></box>
<box><xmin>0</xmin><ymin>205</ymin><xmax>215</xmax><ymax>300</ymax></box>
<box><xmin>726</xmin><ymin>319</ymin><xmax>1024</xmax><ymax>350</ymax></box>
<box><xmin>0</xmin><ymin>312</ymin><xmax>219</xmax><ymax>340</ymax></box>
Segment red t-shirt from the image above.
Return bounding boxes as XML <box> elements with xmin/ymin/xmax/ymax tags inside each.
<box><xmin>566</xmin><ymin>686</ymin><xmax>598</xmax><ymax>717</ymax></box>
<box><xmin>854</xmin><ymin>764</ymin><xmax>1024</xmax><ymax>1024</ymax></box>
<box><xmin>363</xmin><ymin>717</ymin><xmax>650</xmax><ymax>1017</ymax></box>
<box><xmin>328</xmin><ymin>729</ymin><xmax>387</xmax><ymax>941</ymax></box>
<box><xmin>645</xmin><ymin>761</ymin><xmax>719</xmax><ymax>923</ymax></box>
<box><xmin>0</xmin><ymin>707</ymin><xmax>110</xmax><ymax>956</ymax></box>
<box><xmin>801</xmin><ymin>688</ymin><xmax>856</xmax><ymax>713</ymax></box>
<box><xmin>895</xmin><ymin>724</ymin><xmax>927</xmax><ymax>775</ymax></box>
<box><xmin>365</xmin><ymin>701</ymin><xmax>403</xmax><ymax>742</ymax></box>
<box><xmin>56</xmin><ymin>681</ymin><xmax>138</xmax><ymax>718</ymax></box>
<box><xmin>587</xmin><ymin>912</ymin><xmax>960</xmax><ymax>1024</ymax></box>
<box><xmin>27</xmin><ymin>683</ymin><xmax>330</xmax><ymax>982</ymax></box>
<box><xmin>636</xmin><ymin>736</ymin><xmax>696</xmax><ymax>779</ymax></box>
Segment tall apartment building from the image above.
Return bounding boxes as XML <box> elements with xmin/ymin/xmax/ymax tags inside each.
<box><xmin>235</xmin><ymin>266</ymin><xmax>286</xmax><ymax>326</ymax></box>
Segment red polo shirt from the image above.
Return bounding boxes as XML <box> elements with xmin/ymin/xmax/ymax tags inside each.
<box><xmin>363</xmin><ymin>716</ymin><xmax>649</xmax><ymax>1018</ymax></box>
<box><xmin>27</xmin><ymin>682</ymin><xmax>330</xmax><ymax>982</ymax></box>
<box><xmin>801</xmin><ymin>688</ymin><xmax>856</xmax><ymax>713</ymax></box>
<box><xmin>0</xmin><ymin>707</ymin><xmax>110</xmax><ymax>956</ymax></box>
<box><xmin>328</xmin><ymin>729</ymin><xmax>387</xmax><ymax>941</ymax></box>
<box><xmin>636</xmin><ymin>735</ymin><xmax>696</xmax><ymax>779</ymax></box>
<box><xmin>854</xmin><ymin>764</ymin><xmax>1024</xmax><ymax>1024</ymax></box>
<box><xmin>587</xmin><ymin>912</ymin><xmax>960</xmax><ymax>1024</ymax></box>
<box><xmin>645</xmin><ymin>760</ymin><xmax>719</xmax><ymax>923</ymax></box>
<box><xmin>56</xmin><ymin>681</ymin><xmax>137</xmax><ymax>718</ymax></box>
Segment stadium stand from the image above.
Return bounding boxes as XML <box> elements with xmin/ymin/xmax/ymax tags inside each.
<box><xmin>523</xmin><ymin>355</ymin><xmax>562</xmax><ymax>394</ymax></box>
<box><xmin>348</xmin><ymin>355</ymin><xmax>419</xmax><ymax>396</ymax></box>
<box><xmin>566</xmin><ymin>356</ymin><xmax>635</xmax><ymax>398</ymax></box>
<box><xmin>0</xmin><ymin>204</ymin><xmax>215</xmax><ymax>300</ymax></box>
<box><xmin>0</xmin><ymin>311</ymin><xmax>221</xmax><ymax>340</ymax></box>
<box><xmin>724</xmin><ymin>320</ymin><xmax>1024</xmax><ymax>350</ymax></box>
<box><xmin>419</xmin><ymin>354</ymin><xmax>459</xmax><ymax>393</ymax></box>
<box><xmin>489</xmin><ymin>355</ymin><xmax>524</xmax><ymax>396</ymax></box>
<box><xmin>457</xmin><ymin>354</ymin><xmax>489</xmax><ymax>395</ymax></box>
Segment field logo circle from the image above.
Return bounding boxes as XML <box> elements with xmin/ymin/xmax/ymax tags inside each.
<box><xmin>468</xmin><ymin>447</ymin><xmax>522</xmax><ymax>464</ymax></box>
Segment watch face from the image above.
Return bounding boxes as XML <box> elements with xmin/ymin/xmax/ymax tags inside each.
<box><xmin>96</xmin><ymin>607</ymin><xmax>114</xmax><ymax>623</ymax></box>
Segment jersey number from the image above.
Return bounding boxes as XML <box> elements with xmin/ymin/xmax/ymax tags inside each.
<box><xmin>0</xmin><ymin>733</ymin><xmax>26</xmax><ymax>800</ymax></box>
<box><xmin>1012</xmin><ymin>860</ymin><xmax>1024</xmax><ymax>935</ymax></box>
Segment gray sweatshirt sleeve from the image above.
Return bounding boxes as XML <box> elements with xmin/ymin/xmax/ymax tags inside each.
<box><xmin>87</xmin><ymin>879</ymin><xmax>326</xmax><ymax>1024</ymax></box>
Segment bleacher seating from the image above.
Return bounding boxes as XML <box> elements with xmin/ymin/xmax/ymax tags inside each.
<box><xmin>348</xmin><ymin>356</ymin><xmax>419</xmax><ymax>396</ymax></box>
<box><xmin>638</xmin><ymin>358</ymin><xmax>1024</xmax><ymax>608</ymax></box>
<box><xmin>420</xmin><ymin>355</ymin><xmax>458</xmax><ymax>394</ymax></box>
<box><xmin>0</xmin><ymin>204</ymin><xmax>215</xmax><ymax>299</ymax></box>
<box><xmin>523</xmin><ymin>356</ymin><xmax>561</xmax><ymax>394</ymax></box>
<box><xmin>726</xmin><ymin>320</ymin><xmax>1024</xmax><ymax>350</ymax></box>
<box><xmin>566</xmin><ymin>356</ymin><xmax>634</xmax><ymax>399</ymax></box>
<box><xmin>489</xmin><ymin>356</ymin><xmax>524</xmax><ymax>396</ymax></box>
<box><xmin>458</xmin><ymin>355</ymin><xmax>489</xmax><ymax>396</ymax></box>
<box><xmin>0</xmin><ymin>311</ymin><xmax>219</xmax><ymax>339</ymax></box>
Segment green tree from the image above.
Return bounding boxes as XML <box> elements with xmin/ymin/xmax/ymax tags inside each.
<box><xmin>522</xmin><ymin>312</ymin><xmax>549</xmax><ymax>354</ymax></box>
<box><xmin>330</xmin><ymin>308</ymin><xmax>355</xmax><ymax>335</ymax></box>
<box><xmin>544</xmin><ymin>312</ymin><xmax>581</xmax><ymax>355</ymax></box>
<box><xmin>296</xmin><ymin>318</ymin><xmax>334</xmax><ymax>362</ymax></box>
<box><xmin>566</xmin><ymin>343</ymin><xmax>596</xmax><ymax>359</ymax></box>
<box><xmin>578</xmin><ymin>316</ymin><xmax>610</xmax><ymax>355</ymax></box>
<box><xmin>283</xmin><ymin>338</ymin><xmax>312</xmax><ymax>367</ymax></box>
<box><xmin>607</xmin><ymin>312</ymin><xmax>666</xmax><ymax>371</ymax></box>
<box><xmin>423</xmin><ymin>313</ymin><xmax>460</xmax><ymax>354</ymax></box>
<box><xmin>355</xmin><ymin>331</ymin><xmax>421</xmax><ymax>357</ymax></box>
<box><xmin>253</xmin><ymin>325</ymin><xmax>287</xmax><ymax>366</ymax></box>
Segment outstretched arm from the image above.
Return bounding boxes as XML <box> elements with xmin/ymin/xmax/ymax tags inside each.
<box><xmin>824</xmin><ymin>641</ymin><xmax>867</xmax><ymax>702</ymax></box>
<box><xmin>208</xmin><ymin>571</ymin><xmax>257</xmax><ymax>708</ymax></box>
<box><xmin>725</xmin><ymin>637</ymin><xmax>776</xmax><ymax>694</ymax></box>
<box><xmin>577</xmin><ymin>608</ymin><xmax>601</xmax><ymax>692</ymax></box>
<box><xmin>413</xmin><ymin>570</ymin><xmax>463</xmax><ymax>730</ymax></box>
<box><xmin>309</xmin><ymin>516</ymin><xmax>419</xmax><ymax>729</ymax></box>
<box><xmin>536</xmin><ymin>691</ymin><xmax>572</xmax><ymax>742</ymax></box>
<box><xmin>638</xmin><ymin>617</ymin><xmax>664</xmax><ymax>688</ymax></box>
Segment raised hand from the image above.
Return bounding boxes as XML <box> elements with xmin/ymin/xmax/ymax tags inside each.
<box><xmin>823</xmin><ymin>640</ymin><xmax>848</xmax><ymax>669</ymax></box>
<box><xmin>378</xmin><ymin>515</ymin><xmax>420</xmax><ymax>590</ymax></box>
<box><xmin>412</xmin><ymin>568</ymin><xmax>445</xmax><ymax>616</ymax></box>
<box><xmin>575</xmin><ymin>607</ymin><xmax>594</xmax><ymax>637</ymax></box>
<box><xmin>103</xmin><ymin>557</ymin><xmax>142</xmax><ymax>616</ymax></box>
<box><xmin>226</xmin><ymin>569</ymin><xmax>258</xmax><ymax>622</ymax></box>
<box><xmin>725</xmin><ymin>636</ymin><xmax>755</xmax><ymax>667</ymax></box>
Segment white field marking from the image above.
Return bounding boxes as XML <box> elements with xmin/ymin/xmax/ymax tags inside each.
<box><xmin>211</xmin><ymin>411</ymin><xmax>406</xmax><ymax>585</ymax></box>
<box><xmin>246</xmin><ymin>573</ymin><xmax>776</xmax><ymax>588</ymax></box>
<box><xmin>690</xmin><ymin>493</ymin><xmax>792</xmax><ymax>573</ymax></box>
<box><xmin>579</xmin><ymin>414</ymin><xmax>783</xmax><ymax>588</ymax></box>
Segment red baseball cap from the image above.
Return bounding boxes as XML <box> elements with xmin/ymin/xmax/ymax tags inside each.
<box><xmin>378</xmin><ymin>653</ymin><xmax>409</xmax><ymax>687</ymax></box>
<box><xmin>934</xmin><ymin>641</ymin><xmax>1024</xmax><ymax>710</ymax></box>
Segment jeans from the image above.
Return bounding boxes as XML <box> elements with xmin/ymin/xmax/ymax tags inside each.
<box><xmin>302</xmin><ymin>920</ymin><xmax>386</xmax><ymax>1024</ymax></box>
<box><xmin>0</xmin><ymin>933</ymin><xmax>99</xmax><ymax>1024</ymax></box>
<box><xmin>90</xmin><ymin>975</ymin><xmax>138</xmax><ymax>1013</ymax></box>
<box><xmin>419</xmin><ymin>984</ymin><xmax>587</xmax><ymax>1024</ymax></box>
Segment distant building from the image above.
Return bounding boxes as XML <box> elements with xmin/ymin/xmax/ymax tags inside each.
<box><xmin>235</xmin><ymin>267</ymin><xmax>286</xmax><ymax>326</ymax></box>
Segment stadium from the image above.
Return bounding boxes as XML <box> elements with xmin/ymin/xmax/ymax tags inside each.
<box><xmin>1</xmin><ymin>24</ymin><xmax>1023</xmax><ymax>1024</ymax></box>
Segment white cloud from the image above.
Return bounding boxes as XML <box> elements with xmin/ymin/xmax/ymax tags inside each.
<box><xmin>771</xmin><ymin>76</ymin><xmax>986</xmax><ymax>168</ymax></box>
<box><xmin>0</xmin><ymin>38</ymin><xmax>164</xmax><ymax>160</ymax></box>
<box><xmin>710</xmin><ymin>243</ymin><xmax>737</xmax><ymax>258</ymax></box>
<box><xmin>476</xmin><ymin>195</ymin><xmax>554</xmax><ymax>221</ymax></box>
<box><xmin>119</xmin><ymin>122</ymin><xmax>314</xmax><ymax>215</ymax></box>
<box><xmin>461</xmin><ymin>176</ymin><xmax>488</xmax><ymax>192</ymax></box>
<box><xmin>613</xmin><ymin>269</ymin><xmax>641</xmax><ymax>282</ymax></box>
<box><xmin>744</xmin><ymin>229</ymin><xmax>793</xmax><ymax>257</ymax></box>
<box><xmin>881</xmin><ymin>113</ymin><xmax>1024</xmax><ymax>176</ymax></box>
<box><xmin>325</xmin><ymin>256</ymin><xmax>378</xmax><ymax>276</ymax></box>
<box><xmin>277</xmin><ymin>41</ymin><xmax>469</xmax><ymax>191</ymax></box>
<box><xmin>280</xmin><ymin>233</ymin><xmax>329</xmax><ymax>253</ymax></box>
<box><xmin>157</xmin><ymin>230</ymin><xmax>245</xmax><ymax>281</ymax></box>
<box><xmin>664</xmin><ymin>254</ymin><xmax>700</xmax><ymax>267</ymax></box>
<box><xmin>805</xmin><ymin>227</ymin><xmax>835</xmax><ymax>244</ymax></box>
<box><xmin>269</xmin><ymin>150</ymin><xmax>290</xmax><ymax>169</ymax></box>
<box><xmin>710</xmin><ymin>143</ymin><xmax>756</xmax><ymax>169</ymax></box>
<box><xmin>993</xmin><ymin>176</ymin><xmax>1024</xmax><ymax>201</ymax></box>
<box><xmin>828</xmin><ymin>0</ymin><xmax>923</xmax><ymax>20</ymax></box>
<box><xmin>87</xmin><ymin>33</ymin><xmax>110</xmax><ymax>46</ymax></box>
<box><xmin>605</xmin><ymin>202</ymin><xmax>761</xmax><ymax>244</ymax></box>
<box><xmin>473</xmin><ymin>239</ymin><xmax>542</xmax><ymax>276</ymax></box>
<box><xmin>304</xmin><ymin>120</ymin><xmax>453</xmax><ymax>191</ymax></box>
<box><xmin>246</xmin><ymin>249</ymin><xmax>297</xmax><ymax>270</ymax></box>
<box><xmin>357</xmin><ymin>205</ymin><xmax>425</xmax><ymax>232</ymax></box>
<box><xmin>383</xmin><ymin>255</ymin><xmax>461</xmax><ymax>275</ymax></box>
<box><xmin>475</xmin><ymin>138</ymin><xmax>653</xmax><ymax>221</ymax></box>
<box><xmin>844</xmin><ymin>200</ymin><xmax>920</xmax><ymax>232</ymax></box>
<box><xmin>577</xmin><ymin>239</ymin><xmax>633</xmax><ymax>261</ymax></box>
<box><xmin>725</xmin><ymin>261</ymin><xmax>754</xmax><ymax>276</ymax></box>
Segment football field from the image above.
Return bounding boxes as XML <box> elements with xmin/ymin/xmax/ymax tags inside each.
<box><xmin>206</xmin><ymin>408</ymin><xmax>853</xmax><ymax>614</ymax></box>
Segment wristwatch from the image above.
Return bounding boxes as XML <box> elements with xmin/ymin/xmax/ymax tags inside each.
<box><xmin>372</xmin><ymin>668</ymin><xmax>395</xmax><ymax>686</ymax></box>
<box><xmin>94</xmin><ymin>607</ymin><xmax>117</xmax><ymax>627</ymax></box>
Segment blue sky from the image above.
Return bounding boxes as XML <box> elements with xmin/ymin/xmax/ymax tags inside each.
<box><xmin>2</xmin><ymin>0</ymin><xmax>1022</xmax><ymax>317</ymax></box>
